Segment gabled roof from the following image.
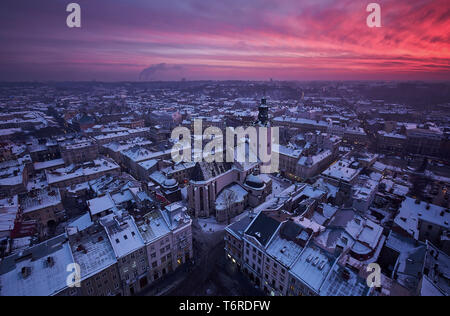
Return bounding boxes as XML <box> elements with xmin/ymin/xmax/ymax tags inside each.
<box><xmin>245</xmin><ymin>212</ymin><xmax>281</xmax><ymax>247</ymax></box>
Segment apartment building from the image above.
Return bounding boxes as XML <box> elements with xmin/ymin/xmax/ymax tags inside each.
<box><xmin>45</xmin><ymin>158</ymin><xmax>120</xmax><ymax>188</ymax></box>
<box><xmin>20</xmin><ymin>187</ymin><xmax>66</xmax><ymax>230</ymax></box>
<box><xmin>225</xmin><ymin>215</ymin><xmax>253</xmax><ymax>270</ymax></box>
<box><xmin>136</xmin><ymin>203</ymin><xmax>192</xmax><ymax>285</ymax></box>
<box><xmin>60</xmin><ymin>141</ymin><xmax>99</xmax><ymax>166</ymax></box>
<box><xmin>67</xmin><ymin>224</ymin><xmax>123</xmax><ymax>296</ymax></box>
<box><xmin>100</xmin><ymin>213</ymin><xmax>149</xmax><ymax>296</ymax></box>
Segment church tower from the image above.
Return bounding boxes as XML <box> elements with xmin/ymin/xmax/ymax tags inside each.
<box><xmin>257</xmin><ymin>96</ymin><xmax>269</xmax><ymax>127</ymax></box>
<box><xmin>254</xmin><ymin>94</ymin><xmax>275</xmax><ymax>174</ymax></box>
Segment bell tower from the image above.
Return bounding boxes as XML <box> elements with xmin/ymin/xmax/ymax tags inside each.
<box><xmin>257</xmin><ymin>96</ymin><xmax>269</xmax><ymax>127</ymax></box>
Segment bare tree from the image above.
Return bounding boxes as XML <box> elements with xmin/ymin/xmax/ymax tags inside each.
<box><xmin>222</xmin><ymin>190</ymin><xmax>237</xmax><ymax>225</ymax></box>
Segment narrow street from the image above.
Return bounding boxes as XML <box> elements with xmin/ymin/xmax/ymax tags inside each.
<box><xmin>166</xmin><ymin>220</ymin><xmax>264</xmax><ymax>296</ymax></box>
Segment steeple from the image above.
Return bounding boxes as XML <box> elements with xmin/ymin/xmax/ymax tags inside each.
<box><xmin>257</xmin><ymin>94</ymin><xmax>269</xmax><ymax>126</ymax></box>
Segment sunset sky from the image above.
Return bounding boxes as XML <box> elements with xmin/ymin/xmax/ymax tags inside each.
<box><xmin>0</xmin><ymin>0</ymin><xmax>449</xmax><ymax>81</ymax></box>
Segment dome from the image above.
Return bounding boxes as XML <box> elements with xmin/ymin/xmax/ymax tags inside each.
<box><xmin>162</xmin><ymin>178</ymin><xmax>177</xmax><ymax>189</ymax></box>
<box><xmin>245</xmin><ymin>174</ymin><xmax>265</xmax><ymax>189</ymax></box>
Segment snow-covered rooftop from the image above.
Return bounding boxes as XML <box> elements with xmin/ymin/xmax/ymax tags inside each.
<box><xmin>290</xmin><ymin>245</ymin><xmax>336</xmax><ymax>293</ymax></box>
<box><xmin>101</xmin><ymin>215</ymin><xmax>145</xmax><ymax>258</ymax></box>
<box><xmin>87</xmin><ymin>194</ymin><xmax>116</xmax><ymax>216</ymax></box>
<box><xmin>394</xmin><ymin>197</ymin><xmax>449</xmax><ymax>239</ymax></box>
<box><xmin>0</xmin><ymin>234</ymin><xmax>73</xmax><ymax>296</ymax></box>
<box><xmin>70</xmin><ymin>230</ymin><xmax>117</xmax><ymax>281</ymax></box>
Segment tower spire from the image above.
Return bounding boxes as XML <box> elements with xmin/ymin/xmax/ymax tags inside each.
<box><xmin>257</xmin><ymin>92</ymin><xmax>269</xmax><ymax>126</ymax></box>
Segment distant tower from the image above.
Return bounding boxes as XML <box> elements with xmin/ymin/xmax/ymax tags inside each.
<box><xmin>257</xmin><ymin>95</ymin><xmax>269</xmax><ymax>127</ymax></box>
<box><xmin>254</xmin><ymin>94</ymin><xmax>273</xmax><ymax>174</ymax></box>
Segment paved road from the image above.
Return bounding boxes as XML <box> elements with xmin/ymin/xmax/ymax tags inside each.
<box><xmin>167</xmin><ymin>221</ymin><xmax>264</xmax><ymax>296</ymax></box>
<box><xmin>141</xmin><ymin>219</ymin><xmax>264</xmax><ymax>296</ymax></box>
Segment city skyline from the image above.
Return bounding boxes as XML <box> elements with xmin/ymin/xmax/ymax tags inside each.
<box><xmin>0</xmin><ymin>0</ymin><xmax>449</xmax><ymax>82</ymax></box>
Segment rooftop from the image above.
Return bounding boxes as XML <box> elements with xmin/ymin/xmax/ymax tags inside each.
<box><xmin>70</xmin><ymin>229</ymin><xmax>117</xmax><ymax>281</ymax></box>
<box><xmin>290</xmin><ymin>244</ymin><xmax>336</xmax><ymax>293</ymax></box>
<box><xmin>245</xmin><ymin>212</ymin><xmax>281</xmax><ymax>247</ymax></box>
<box><xmin>88</xmin><ymin>194</ymin><xmax>116</xmax><ymax>216</ymax></box>
<box><xmin>0</xmin><ymin>234</ymin><xmax>73</xmax><ymax>296</ymax></box>
<box><xmin>20</xmin><ymin>187</ymin><xmax>61</xmax><ymax>214</ymax></box>
<box><xmin>322</xmin><ymin>159</ymin><xmax>361</xmax><ymax>183</ymax></box>
<box><xmin>137</xmin><ymin>210</ymin><xmax>171</xmax><ymax>245</ymax></box>
<box><xmin>395</xmin><ymin>197</ymin><xmax>449</xmax><ymax>239</ymax></box>
<box><xmin>101</xmin><ymin>215</ymin><xmax>145</xmax><ymax>258</ymax></box>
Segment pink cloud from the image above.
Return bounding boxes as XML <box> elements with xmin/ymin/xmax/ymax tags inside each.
<box><xmin>0</xmin><ymin>0</ymin><xmax>448</xmax><ymax>81</ymax></box>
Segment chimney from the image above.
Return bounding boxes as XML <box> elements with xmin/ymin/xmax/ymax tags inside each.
<box><xmin>46</xmin><ymin>256</ymin><xmax>55</xmax><ymax>267</ymax></box>
<box><xmin>21</xmin><ymin>267</ymin><xmax>31</xmax><ymax>279</ymax></box>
